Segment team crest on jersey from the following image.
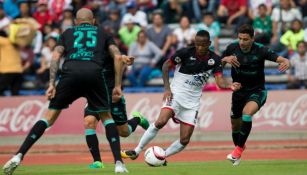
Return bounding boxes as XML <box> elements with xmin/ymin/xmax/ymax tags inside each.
<box><xmin>208</xmin><ymin>59</ymin><xmax>215</xmax><ymax>66</ymax></box>
<box><xmin>174</xmin><ymin>56</ymin><xmax>181</xmax><ymax>63</ymax></box>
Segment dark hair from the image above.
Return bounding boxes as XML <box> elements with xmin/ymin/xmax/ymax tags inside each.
<box><xmin>238</xmin><ymin>24</ymin><xmax>254</xmax><ymax>37</ymax></box>
<box><xmin>258</xmin><ymin>3</ymin><xmax>267</xmax><ymax>9</ymax></box>
<box><xmin>203</xmin><ymin>12</ymin><xmax>214</xmax><ymax>17</ymax></box>
<box><xmin>297</xmin><ymin>40</ymin><xmax>305</xmax><ymax>47</ymax></box>
<box><xmin>196</xmin><ymin>30</ymin><xmax>210</xmax><ymax>39</ymax></box>
<box><xmin>0</xmin><ymin>30</ymin><xmax>7</xmax><ymax>37</ymax></box>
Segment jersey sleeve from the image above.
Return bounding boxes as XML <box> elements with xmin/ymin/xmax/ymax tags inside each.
<box><xmin>212</xmin><ymin>55</ymin><xmax>223</xmax><ymax>76</ymax></box>
<box><xmin>262</xmin><ymin>46</ymin><xmax>278</xmax><ymax>62</ymax></box>
<box><xmin>170</xmin><ymin>48</ymin><xmax>187</xmax><ymax>65</ymax></box>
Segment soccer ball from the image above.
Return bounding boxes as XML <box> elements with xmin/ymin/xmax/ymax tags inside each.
<box><xmin>144</xmin><ymin>146</ymin><xmax>166</xmax><ymax>167</ymax></box>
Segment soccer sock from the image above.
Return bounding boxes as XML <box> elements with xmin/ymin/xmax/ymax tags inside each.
<box><xmin>232</xmin><ymin>130</ymin><xmax>240</xmax><ymax>146</ymax></box>
<box><xmin>17</xmin><ymin>119</ymin><xmax>49</xmax><ymax>156</ymax></box>
<box><xmin>237</xmin><ymin>114</ymin><xmax>252</xmax><ymax>148</ymax></box>
<box><xmin>104</xmin><ymin>119</ymin><xmax>122</xmax><ymax>163</ymax></box>
<box><xmin>135</xmin><ymin>123</ymin><xmax>159</xmax><ymax>155</ymax></box>
<box><xmin>127</xmin><ymin>117</ymin><xmax>140</xmax><ymax>133</ymax></box>
<box><xmin>165</xmin><ymin>139</ymin><xmax>186</xmax><ymax>157</ymax></box>
<box><xmin>85</xmin><ymin>129</ymin><xmax>101</xmax><ymax>162</ymax></box>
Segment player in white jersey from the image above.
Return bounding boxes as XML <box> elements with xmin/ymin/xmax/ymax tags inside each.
<box><xmin>121</xmin><ymin>30</ymin><xmax>242</xmax><ymax>162</ymax></box>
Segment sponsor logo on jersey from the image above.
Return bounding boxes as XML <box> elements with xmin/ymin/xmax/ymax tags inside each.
<box><xmin>174</xmin><ymin>56</ymin><xmax>181</xmax><ymax>63</ymax></box>
<box><xmin>190</xmin><ymin>57</ymin><xmax>197</xmax><ymax>60</ymax></box>
<box><xmin>208</xmin><ymin>59</ymin><xmax>215</xmax><ymax>66</ymax></box>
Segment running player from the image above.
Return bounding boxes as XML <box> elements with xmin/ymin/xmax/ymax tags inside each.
<box><xmin>121</xmin><ymin>30</ymin><xmax>241</xmax><ymax>162</ymax></box>
<box><xmin>3</xmin><ymin>8</ymin><xmax>128</xmax><ymax>174</ymax></box>
<box><xmin>221</xmin><ymin>24</ymin><xmax>290</xmax><ymax>165</ymax></box>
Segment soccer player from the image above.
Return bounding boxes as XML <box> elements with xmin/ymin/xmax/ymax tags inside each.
<box><xmin>121</xmin><ymin>30</ymin><xmax>242</xmax><ymax>162</ymax></box>
<box><xmin>221</xmin><ymin>24</ymin><xmax>290</xmax><ymax>165</ymax></box>
<box><xmin>84</xmin><ymin>55</ymin><xmax>149</xmax><ymax>169</ymax></box>
<box><xmin>3</xmin><ymin>8</ymin><xmax>128</xmax><ymax>174</ymax></box>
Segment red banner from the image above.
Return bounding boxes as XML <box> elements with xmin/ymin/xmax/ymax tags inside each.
<box><xmin>0</xmin><ymin>90</ymin><xmax>306</xmax><ymax>136</ymax></box>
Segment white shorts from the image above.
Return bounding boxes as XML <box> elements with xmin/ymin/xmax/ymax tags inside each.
<box><xmin>162</xmin><ymin>96</ymin><xmax>198</xmax><ymax>126</ymax></box>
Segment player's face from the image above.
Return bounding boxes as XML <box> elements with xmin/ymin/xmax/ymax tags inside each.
<box><xmin>238</xmin><ymin>33</ymin><xmax>254</xmax><ymax>52</ymax></box>
<box><xmin>195</xmin><ymin>36</ymin><xmax>211</xmax><ymax>55</ymax></box>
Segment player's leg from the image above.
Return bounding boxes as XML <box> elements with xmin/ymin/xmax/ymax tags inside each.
<box><xmin>121</xmin><ymin>108</ymin><xmax>173</xmax><ymax>160</ymax></box>
<box><xmin>165</xmin><ymin>108</ymin><xmax>196</xmax><ymax>158</ymax></box>
<box><xmin>83</xmin><ymin>110</ymin><xmax>104</xmax><ymax>169</ymax></box>
<box><xmin>3</xmin><ymin>109</ymin><xmax>61</xmax><ymax>175</ymax></box>
<box><xmin>112</xmin><ymin>96</ymin><xmax>149</xmax><ymax>137</ymax></box>
<box><xmin>230</xmin><ymin>92</ymin><xmax>245</xmax><ymax>147</ymax></box>
<box><xmin>165</xmin><ymin>123</ymin><xmax>194</xmax><ymax>157</ymax></box>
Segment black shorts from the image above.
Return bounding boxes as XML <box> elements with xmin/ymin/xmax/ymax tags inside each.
<box><xmin>231</xmin><ymin>89</ymin><xmax>267</xmax><ymax>119</ymax></box>
<box><xmin>49</xmin><ymin>62</ymin><xmax>110</xmax><ymax>112</ymax></box>
<box><xmin>84</xmin><ymin>71</ymin><xmax>128</xmax><ymax>125</ymax></box>
<box><xmin>84</xmin><ymin>95</ymin><xmax>128</xmax><ymax>125</ymax></box>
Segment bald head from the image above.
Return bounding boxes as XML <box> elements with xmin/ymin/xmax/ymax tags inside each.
<box><xmin>75</xmin><ymin>8</ymin><xmax>95</xmax><ymax>25</ymax></box>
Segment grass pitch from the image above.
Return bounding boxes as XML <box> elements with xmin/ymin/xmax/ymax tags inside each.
<box><xmin>11</xmin><ymin>160</ymin><xmax>307</xmax><ymax>175</ymax></box>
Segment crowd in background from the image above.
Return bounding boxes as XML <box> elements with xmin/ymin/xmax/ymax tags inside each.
<box><xmin>0</xmin><ymin>0</ymin><xmax>307</xmax><ymax>96</ymax></box>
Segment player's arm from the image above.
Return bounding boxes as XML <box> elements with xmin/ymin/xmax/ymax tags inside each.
<box><xmin>109</xmin><ymin>44</ymin><xmax>123</xmax><ymax>87</ymax></box>
<box><xmin>162</xmin><ymin>59</ymin><xmax>173</xmax><ymax>101</ymax></box>
<box><xmin>46</xmin><ymin>45</ymin><xmax>64</xmax><ymax>99</ymax></box>
<box><xmin>221</xmin><ymin>44</ymin><xmax>240</xmax><ymax>67</ymax></box>
<box><xmin>276</xmin><ymin>56</ymin><xmax>290</xmax><ymax>72</ymax></box>
<box><xmin>214</xmin><ymin>73</ymin><xmax>241</xmax><ymax>91</ymax></box>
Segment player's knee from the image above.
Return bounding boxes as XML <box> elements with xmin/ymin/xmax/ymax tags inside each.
<box><xmin>180</xmin><ymin>137</ymin><xmax>190</xmax><ymax>146</ymax></box>
<box><xmin>84</xmin><ymin>117</ymin><xmax>97</xmax><ymax>129</ymax></box>
<box><xmin>154</xmin><ymin>120</ymin><xmax>167</xmax><ymax>129</ymax></box>
<box><xmin>118</xmin><ymin>129</ymin><xmax>129</xmax><ymax>137</ymax></box>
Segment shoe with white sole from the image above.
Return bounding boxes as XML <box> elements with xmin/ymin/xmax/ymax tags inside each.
<box><xmin>3</xmin><ymin>153</ymin><xmax>22</xmax><ymax>175</ymax></box>
<box><xmin>227</xmin><ymin>153</ymin><xmax>241</xmax><ymax>166</ymax></box>
<box><xmin>115</xmin><ymin>161</ymin><xmax>128</xmax><ymax>173</ymax></box>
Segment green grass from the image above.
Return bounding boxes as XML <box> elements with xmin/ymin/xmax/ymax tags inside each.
<box><xmin>13</xmin><ymin>160</ymin><xmax>307</xmax><ymax>175</ymax></box>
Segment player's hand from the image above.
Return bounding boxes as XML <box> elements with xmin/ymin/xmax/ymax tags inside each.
<box><xmin>278</xmin><ymin>59</ymin><xmax>290</xmax><ymax>72</ymax></box>
<box><xmin>230</xmin><ymin>82</ymin><xmax>241</xmax><ymax>91</ymax></box>
<box><xmin>46</xmin><ymin>84</ymin><xmax>56</xmax><ymax>100</ymax></box>
<box><xmin>112</xmin><ymin>86</ymin><xmax>122</xmax><ymax>102</ymax></box>
<box><xmin>122</xmin><ymin>55</ymin><xmax>135</xmax><ymax>65</ymax></box>
<box><xmin>222</xmin><ymin>56</ymin><xmax>240</xmax><ymax>67</ymax></box>
<box><xmin>163</xmin><ymin>89</ymin><xmax>172</xmax><ymax>101</ymax></box>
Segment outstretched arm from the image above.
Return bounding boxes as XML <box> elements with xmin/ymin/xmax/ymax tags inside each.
<box><xmin>214</xmin><ymin>73</ymin><xmax>241</xmax><ymax>91</ymax></box>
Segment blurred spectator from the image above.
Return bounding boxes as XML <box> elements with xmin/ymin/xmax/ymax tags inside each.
<box><xmin>287</xmin><ymin>41</ymin><xmax>307</xmax><ymax>89</ymax></box>
<box><xmin>3</xmin><ymin>0</ymin><xmax>20</xmax><ymax>19</ymax></box>
<box><xmin>305</xmin><ymin>27</ymin><xmax>307</xmax><ymax>42</ymax></box>
<box><xmin>101</xmin><ymin>8</ymin><xmax>121</xmax><ymax>34</ymax></box>
<box><xmin>0</xmin><ymin>2</ymin><xmax>10</xmax><ymax>31</ymax></box>
<box><xmin>296</xmin><ymin>0</ymin><xmax>307</xmax><ymax>27</ymax></box>
<box><xmin>20</xmin><ymin>46</ymin><xmax>34</xmax><ymax>74</ymax></box>
<box><xmin>196</xmin><ymin>12</ymin><xmax>220</xmax><ymax>54</ymax></box>
<box><xmin>50</xmin><ymin>0</ymin><xmax>72</xmax><ymax>24</ymax></box>
<box><xmin>173</xmin><ymin>16</ymin><xmax>196</xmax><ymax>50</ymax></box>
<box><xmin>253</xmin><ymin>4</ymin><xmax>272</xmax><ymax>45</ymax></box>
<box><xmin>248</xmin><ymin>0</ymin><xmax>272</xmax><ymax>20</ymax></box>
<box><xmin>146</xmin><ymin>12</ymin><xmax>172</xmax><ymax>68</ymax></box>
<box><xmin>280</xmin><ymin>19</ymin><xmax>305</xmax><ymax>54</ymax></box>
<box><xmin>33</xmin><ymin>0</ymin><xmax>52</xmax><ymax>31</ymax></box>
<box><xmin>118</xmin><ymin>16</ymin><xmax>141</xmax><ymax>47</ymax></box>
<box><xmin>271</xmin><ymin>0</ymin><xmax>302</xmax><ymax>44</ymax></box>
<box><xmin>217</xmin><ymin>0</ymin><xmax>249</xmax><ymax>30</ymax></box>
<box><xmin>36</xmin><ymin>34</ymin><xmax>58</xmax><ymax>88</ymax></box>
<box><xmin>60</xmin><ymin>5</ymin><xmax>74</xmax><ymax>32</ymax></box>
<box><xmin>121</xmin><ymin>1</ymin><xmax>148</xmax><ymax>27</ymax></box>
<box><xmin>161</xmin><ymin>0</ymin><xmax>182</xmax><ymax>24</ymax></box>
<box><xmin>127</xmin><ymin>30</ymin><xmax>162</xmax><ymax>87</ymax></box>
<box><xmin>0</xmin><ymin>31</ymin><xmax>23</xmax><ymax>96</ymax></box>
<box><xmin>136</xmin><ymin>0</ymin><xmax>158</xmax><ymax>13</ymax></box>
<box><xmin>183</xmin><ymin>0</ymin><xmax>217</xmax><ymax>23</ymax></box>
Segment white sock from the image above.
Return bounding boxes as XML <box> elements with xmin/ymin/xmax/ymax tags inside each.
<box><xmin>135</xmin><ymin>123</ymin><xmax>159</xmax><ymax>155</ymax></box>
<box><xmin>165</xmin><ymin>139</ymin><xmax>186</xmax><ymax>157</ymax></box>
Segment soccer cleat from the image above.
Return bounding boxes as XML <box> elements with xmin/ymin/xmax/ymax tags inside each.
<box><xmin>121</xmin><ymin>150</ymin><xmax>138</xmax><ymax>160</ymax></box>
<box><xmin>227</xmin><ymin>146</ymin><xmax>243</xmax><ymax>166</ymax></box>
<box><xmin>88</xmin><ymin>161</ymin><xmax>104</xmax><ymax>169</ymax></box>
<box><xmin>163</xmin><ymin>160</ymin><xmax>168</xmax><ymax>166</ymax></box>
<box><xmin>227</xmin><ymin>154</ymin><xmax>241</xmax><ymax>166</ymax></box>
<box><xmin>3</xmin><ymin>153</ymin><xmax>22</xmax><ymax>175</ymax></box>
<box><xmin>132</xmin><ymin>111</ymin><xmax>149</xmax><ymax>130</ymax></box>
<box><xmin>115</xmin><ymin>161</ymin><xmax>129</xmax><ymax>173</ymax></box>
